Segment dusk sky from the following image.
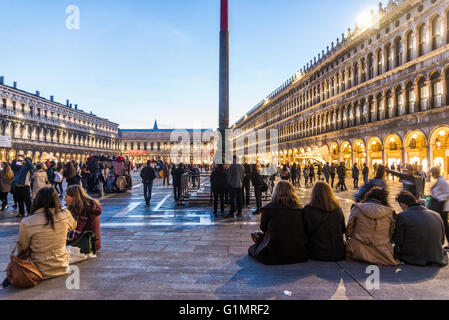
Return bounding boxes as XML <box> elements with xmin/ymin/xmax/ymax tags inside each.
<box><xmin>0</xmin><ymin>0</ymin><xmax>384</xmax><ymax>129</ymax></box>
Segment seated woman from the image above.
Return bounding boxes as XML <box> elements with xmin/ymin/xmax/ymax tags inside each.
<box><xmin>248</xmin><ymin>180</ymin><xmax>308</xmax><ymax>265</ymax></box>
<box><xmin>346</xmin><ymin>186</ymin><xmax>399</xmax><ymax>266</ymax></box>
<box><xmin>66</xmin><ymin>185</ymin><xmax>103</xmax><ymax>252</ymax></box>
<box><xmin>16</xmin><ymin>187</ymin><xmax>77</xmax><ymax>279</ymax></box>
<box><xmin>304</xmin><ymin>182</ymin><xmax>346</xmax><ymax>261</ymax></box>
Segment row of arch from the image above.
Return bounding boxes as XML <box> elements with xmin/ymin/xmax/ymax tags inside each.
<box><xmin>0</xmin><ymin>149</ymin><xmax>110</xmax><ymax>164</ymax></box>
<box><xmin>279</xmin><ymin>67</ymin><xmax>449</xmax><ymax>141</ymax></box>
<box><xmin>278</xmin><ymin>125</ymin><xmax>449</xmax><ymax>176</ymax></box>
<box><xmin>268</xmin><ymin>5</ymin><xmax>449</xmax><ymax>126</ymax></box>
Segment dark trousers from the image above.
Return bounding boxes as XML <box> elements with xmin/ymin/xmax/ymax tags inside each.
<box><xmin>439</xmin><ymin>212</ymin><xmax>449</xmax><ymax>245</ymax></box>
<box><xmin>363</xmin><ymin>175</ymin><xmax>369</xmax><ymax>184</ymax></box>
<box><xmin>254</xmin><ymin>187</ymin><xmax>262</xmax><ymax>212</ymax></box>
<box><xmin>173</xmin><ymin>183</ymin><xmax>182</xmax><ymax>202</ymax></box>
<box><xmin>213</xmin><ymin>191</ymin><xmax>225</xmax><ymax>214</ymax></box>
<box><xmin>54</xmin><ymin>182</ymin><xmax>63</xmax><ymax>196</ymax></box>
<box><xmin>353</xmin><ymin>177</ymin><xmax>359</xmax><ymax>188</ymax></box>
<box><xmin>242</xmin><ymin>182</ymin><xmax>250</xmax><ymax>206</ymax></box>
<box><xmin>163</xmin><ymin>174</ymin><xmax>170</xmax><ymax>185</ymax></box>
<box><xmin>230</xmin><ymin>187</ymin><xmax>243</xmax><ymax>214</ymax></box>
<box><xmin>330</xmin><ymin>174</ymin><xmax>335</xmax><ymax>188</ymax></box>
<box><xmin>0</xmin><ymin>192</ymin><xmax>8</xmax><ymax>209</ymax></box>
<box><xmin>16</xmin><ymin>186</ymin><xmax>31</xmax><ymax>215</ymax></box>
<box><xmin>325</xmin><ymin>175</ymin><xmax>330</xmax><ymax>184</ymax></box>
<box><xmin>144</xmin><ymin>182</ymin><xmax>153</xmax><ymax>204</ymax></box>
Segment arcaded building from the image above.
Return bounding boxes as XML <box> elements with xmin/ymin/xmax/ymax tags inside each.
<box><xmin>0</xmin><ymin>77</ymin><xmax>120</xmax><ymax>163</ymax></box>
<box><xmin>234</xmin><ymin>0</ymin><xmax>449</xmax><ymax>174</ymax></box>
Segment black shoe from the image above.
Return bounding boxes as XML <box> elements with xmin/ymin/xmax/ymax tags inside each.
<box><xmin>16</xmin><ymin>213</ymin><xmax>24</xmax><ymax>218</ymax></box>
<box><xmin>237</xmin><ymin>212</ymin><xmax>242</xmax><ymax>217</ymax></box>
<box><xmin>146</xmin><ymin>202</ymin><xmax>150</xmax><ymax>207</ymax></box>
<box><xmin>252</xmin><ymin>211</ymin><xmax>260</xmax><ymax>215</ymax></box>
<box><xmin>12</xmin><ymin>205</ymin><xmax>17</xmax><ymax>209</ymax></box>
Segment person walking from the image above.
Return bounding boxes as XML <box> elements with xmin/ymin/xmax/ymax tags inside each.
<box><xmin>393</xmin><ymin>191</ymin><xmax>448</xmax><ymax>266</ymax></box>
<box><xmin>352</xmin><ymin>163</ymin><xmax>360</xmax><ymax>189</ymax></box>
<box><xmin>323</xmin><ymin>162</ymin><xmax>330</xmax><ymax>184</ymax></box>
<box><xmin>390</xmin><ymin>163</ymin><xmax>396</xmax><ymax>181</ymax></box>
<box><xmin>329</xmin><ymin>163</ymin><xmax>336</xmax><ymax>188</ymax></box>
<box><xmin>280</xmin><ymin>165</ymin><xmax>291</xmax><ymax>181</ymax></box>
<box><xmin>210</xmin><ymin>164</ymin><xmax>226</xmax><ymax>216</ymax></box>
<box><xmin>11</xmin><ymin>155</ymin><xmax>34</xmax><ymax>218</ymax></box>
<box><xmin>0</xmin><ymin>162</ymin><xmax>15</xmax><ymax>211</ymax></box>
<box><xmin>97</xmin><ymin>163</ymin><xmax>106</xmax><ymax>198</ymax></box>
<box><xmin>248</xmin><ymin>181</ymin><xmax>308</xmax><ymax>265</ymax></box>
<box><xmin>336</xmin><ymin>162</ymin><xmax>348</xmax><ymax>191</ymax></box>
<box><xmin>141</xmin><ymin>160</ymin><xmax>156</xmax><ymax>206</ymax></box>
<box><xmin>47</xmin><ymin>161</ymin><xmax>56</xmax><ymax>190</ymax></box>
<box><xmin>251</xmin><ymin>164</ymin><xmax>264</xmax><ymax>215</ymax></box>
<box><xmin>303</xmin><ymin>166</ymin><xmax>310</xmax><ymax>187</ymax></box>
<box><xmin>54</xmin><ymin>162</ymin><xmax>64</xmax><ymax>198</ymax></box>
<box><xmin>346</xmin><ymin>187</ymin><xmax>399</xmax><ymax>266</ymax></box>
<box><xmin>66</xmin><ymin>185</ymin><xmax>103</xmax><ymax>252</ymax></box>
<box><xmin>309</xmin><ymin>164</ymin><xmax>315</xmax><ymax>185</ymax></box>
<box><xmin>226</xmin><ymin>156</ymin><xmax>244</xmax><ymax>217</ymax></box>
<box><xmin>317</xmin><ymin>163</ymin><xmax>322</xmax><ymax>181</ymax></box>
<box><xmin>429</xmin><ymin>166</ymin><xmax>449</xmax><ymax>249</ymax></box>
<box><xmin>362</xmin><ymin>163</ymin><xmax>369</xmax><ymax>184</ymax></box>
<box><xmin>304</xmin><ymin>182</ymin><xmax>346</xmax><ymax>261</ymax></box>
<box><xmin>162</xmin><ymin>162</ymin><xmax>170</xmax><ymax>186</ymax></box>
<box><xmin>387</xmin><ymin>165</ymin><xmax>421</xmax><ymax>199</ymax></box>
<box><xmin>291</xmin><ymin>163</ymin><xmax>297</xmax><ymax>187</ymax></box>
<box><xmin>32</xmin><ymin>163</ymin><xmax>49</xmax><ymax>200</ymax></box>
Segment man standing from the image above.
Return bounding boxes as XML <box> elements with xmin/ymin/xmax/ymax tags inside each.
<box><xmin>141</xmin><ymin>160</ymin><xmax>156</xmax><ymax>206</ymax></box>
<box><xmin>393</xmin><ymin>191</ymin><xmax>448</xmax><ymax>266</ymax></box>
<box><xmin>362</xmin><ymin>163</ymin><xmax>369</xmax><ymax>184</ymax></box>
<box><xmin>352</xmin><ymin>163</ymin><xmax>360</xmax><ymax>189</ymax></box>
<box><xmin>329</xmin><ymin>163</ymin><xmax>336</xmax><ymax>188</ymax></box>
<box><xmin>11</xmin><ymin>154</ymin><xmax>34</xmax><ymax>218</ymax></box>
<box><xmin>242</xmin><ymin>163</ymin><xmax>252</xmax><ymax>207</ymax></box>
<box><xmin>162</xmin><ymin>162</ymin><xmax>170</xmax><ymax>186</ymax></box>
<box><xmin>172</xmin><ymin>164</ymin><xmax>185</xmax><ymax>205</ymax></box>
<box><xmin>226</xmin><ymin>156</ymin><xmax>244</xmax><ymax>217</ymax></box>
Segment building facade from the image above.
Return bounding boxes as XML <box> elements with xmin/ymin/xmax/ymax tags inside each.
<box><xmin>119</xmin><ymin>123</ymin><xmax>215</xmax><ymax>165</ymax></box>
<box><xmin>0</xmin><ymin>77</ymin><xmax>120</xmax><ymax>163</ymax></box>
<box><xmin>234</xmin><ymin>0</ymin><xmax>449</xmax><ymax>174</ymax></box>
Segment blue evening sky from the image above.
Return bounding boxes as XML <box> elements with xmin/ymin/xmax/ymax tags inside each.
<box><xmin>0</xmin><ymin>0</ymin><xmax>383</xmax><ymax>129</ymax></box>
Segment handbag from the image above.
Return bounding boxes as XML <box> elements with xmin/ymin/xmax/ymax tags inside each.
<box><xmin>6</xmin><ymin>244</ymin><xmax>43</xmax><ymax>288</ymax></box>
<box><xmin>69</xmin><ymin>231</ymin><xmax>98</xmax><ymax>254</ymax></box>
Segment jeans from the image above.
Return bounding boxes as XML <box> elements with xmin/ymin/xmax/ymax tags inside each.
<box><xmin>242</xmin><ymin>182</ymin><xmax>251</xmax><ymax>206</ymax></box>
<box><xmin>363</xmin><ymin>175</ymin><xmax>369</xmax><ymax>184</ymax></box>
<box><xmin>330</xmin><ymin>174</ymin><xmax>335</xmax><ymax>188</ymax></box>
<box><xmin>15</xmin><ymin>186</ymin><xmax>31</xmax><ymax>215</ymax></box>
<box><xmin>230</xmin><ymin>187</ymin><xmax>243</xmax><ymax>215</ymax></box>
<box><xmin>144</xmin><ymin>182</ymin><xmax>153</xmax><ymax>204</ymax></box>
<box><xmin>98</xmin><ymin>181</ymin><xmax>104</xmax><ymax>197</ymax></box>
<box><xmin>54</xmin><ymin>182</ymin><xmax>63</xmax><ymax>196</ymax></box>
<box><xmin>353</xmin><ymin>177</ymin><xmax>359</xmax><ymax>188</ymax></box>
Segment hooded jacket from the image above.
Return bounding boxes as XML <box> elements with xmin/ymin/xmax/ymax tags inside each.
<box><xmin>12</xmin><ymin>158</ymin><xmax>34</xmax><ymax>186</ymax></box>
<box><xmin>346</xmin><ymin>200</ymin><xmax>399</xmax><ymax>266</ymax></box>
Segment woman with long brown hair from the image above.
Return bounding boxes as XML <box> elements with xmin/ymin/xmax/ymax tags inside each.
<box><xmin>0</xmin><ymin>162</ymin><xmax>15</xmax><ymax>211</ymax></box>
<box><xmin>16</xmin><ymin>187</ymin><xmax>77</xmax><ymax>279</ymax></box>
<box><xmin>248</xmin><ymin>180</ymin><xmax>308</xmax><ymax>265</ymax></box>
<box><xmin>304</xmin><ymin>182</ymin><xmax>346</xmax><ymax>261</ymax></box>
<box><xmin>65</xmin><ymin>185</ymin><xmax>103</xmax><ymax>251</ymax></box>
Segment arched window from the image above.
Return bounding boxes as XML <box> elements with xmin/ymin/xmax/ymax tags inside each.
<box><xmin>377</xmin><ymin>50</ymin><xmax>383</xmax><ymax>75</ymax></box>
<box><xmin>406</xmin><ymin>82</ymin><xmax>414</xmax><ymax>114</ymax></box>
<box><xmin>348</xmin><ymin>67</ymin><xmax>352</xmax><ymax>88</ymax></box>
<box><xmin>418</xmin><ymin>24</ymin><xmax>426</xmax><ymax>56</ymax></box>
<box><xmin>368</xmin><ymin>54</ymin><xmax>374</xmax><ymax>79</ymax></box>
<box><xmin>446</xmin><ymin>68</ymin><xmax>449</xmax><ymax>105</ymax></box>
<box><xmin>361</xmin><ymin>58</ymin><xmax>366</xmax><ymax>83</ymax></box>
<box><xmin>395</xmin><ymin>37</ymin><xmax>403</xmax><ymax>67</ymax></box>
<box><xmin>447</xmin><ymin>11</ymin><xmax>449</xmax><ymax>44</ymax></box>
<box><xmin>417</xmin><ymin>77</ymin><xmax>427</xmax><ymax>111</ymax></box>
<box><xmin>124</xmin><ymin>142</ymin><xmax>128</xmax><ymax>151</ymax></box>
<box><xmin>144</xmin><ymin>142</ymin><xmax>147</xmax><ymax>150</ymax></box>
<box><xmin>331</xmin><ymin>78</ymin><xmax>335</xmax><ymax>96</ymax></box>
<box><xmin>341</xmin><ymin>71</ymin><xmax>345</xmax><ymax>91</ymax></box>
<box><xmin>395</xmin><ymin>86</ymin><xmax>402</xmax><ymax>116</ymax></box>
<box><xmin>432</xmin><ymin>16</ymin><xmax>441</xmax><ymax>50</ymax></box>
<box><xmin>336</xmin><ymin>74</ymin><xmax>340</xmax><ymax>93</ymax></box>
<box><xmin>386</xmin><ymin>90</ymin><xmax>393</xmax><ymax>118</ymax></box>
<box><xmin>361</xmin><ymin>100</ymin><xmax>367</xmax><ymax>124</ymax></box>
<box><xmin>430</xmin><ymin>72</ymin><xmax>442</xmax><ymax>108</ymax></box>
<box><xmin>354</xmin><ymin>63</ymin><xmax>359</xmax><ymax>85</ymax></box>
<box><xmin>406</xmin><ymin>31</ymin><xmax>414</xmax><ymax>62</ymax></box>
<box><xmin>368</xmin><ymin>96</ymin><xmax>375</xmax><ymax>122</ymax></box>
<box><xmin>137</xmin><ymin>142</ymin><xmax>141</xmax><ymax>150</ymax></box>
<box><xmin>130</xmin><ymin>142</ymin><xmax>134</xmax><ymax>150</ymax></box>
<box><xmin>385</xmin><ymin>43</ymin><xmax>392</xmax><ymax>71</ymax></box>
<box><xmin>151</xmin><ymin>142</ymin><xmax>154</xmax><ymax>151</ymax></box>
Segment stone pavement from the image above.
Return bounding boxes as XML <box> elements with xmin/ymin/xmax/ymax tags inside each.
<box><xmin>0</xmin><ymin>175</ymin><xmax>448</xmax><ymax>300</ymax></box>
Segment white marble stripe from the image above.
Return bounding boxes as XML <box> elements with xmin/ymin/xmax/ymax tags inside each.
<box><xmin>154</xmin><ymin>194</ymin><xmax>171</xmax><ymax>212</ymax></box>
<box><xmin>112</xmin><ymin>201</ymin><xmax>141</xmax><ymax>218</ymax></box>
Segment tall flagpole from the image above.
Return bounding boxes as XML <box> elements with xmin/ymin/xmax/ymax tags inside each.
<box><xmin>219</xmin><ymin>0</ymin><xmax>229</xmax><ymax>163</ymax></box>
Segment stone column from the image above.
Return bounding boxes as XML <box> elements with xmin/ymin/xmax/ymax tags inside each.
<box><xmin>442</xmin><ymin>73</ymin><xmax>447</xmax><ymax>107</ymax></box>
<box><xmin>423</xmin><ymin>80</ymin><xmax>431</xmax><ymax>111</ymax></box>
<box><xmin>379</xmin><ymin>95</ymin><xmax>385</xmax><ymax>121</ymax></box>
<box><xmin>357</xmin><ymin>62</ymin><xmax>362</xmax><ymax>86</ymax></box>
<box><xmin>400</xmin><ymin>89</ymin><xmax>407</xmax><ymax>116</ymax></box>
<box><xmin>414</xmin><ymin>31</ymin><xmax>420</xmax><ymax>58</ymax></box>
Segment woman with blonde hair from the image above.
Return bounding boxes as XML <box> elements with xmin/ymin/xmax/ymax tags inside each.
<box><xmin>248</xmin><ymin>180</ymin><xmax>308</xmax><ymax>265</ymax></box>
<box><xmin>304</xmin><ymin>182</ymin><xmax>346</xmax><ymax>261</ymax></box>
<box><xmin>0</xmin><ymin>162</ymin><xmax>15</xmax><ymax>211</ymax></box>
<box><xmin>65</xmin><ymin>185</ymin><xmax>103</xmax><ymax>251</ymax></box>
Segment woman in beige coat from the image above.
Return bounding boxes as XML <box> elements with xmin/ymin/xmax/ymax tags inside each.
<box><xmin>16</xmin><ymin>187</ymin><xmax>77</xmax><ymax>279</ymax></box>
<box><xmin>32</xmin><ymin>163</ymin><xmax>49</xmax><ymax>199</ymax></box>
<box><xmin>346</xmin><ymin>186</ymin><xmax>399</xmax><ymax>266</ymax></box>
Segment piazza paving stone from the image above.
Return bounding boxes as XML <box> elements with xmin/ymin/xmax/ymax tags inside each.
<box><xmin>0</xmin><ymin>176</ymin><xmax>448</xmax><ymax>300</ymax></box>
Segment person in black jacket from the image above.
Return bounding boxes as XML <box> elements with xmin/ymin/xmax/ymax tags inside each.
<box><xmin>352</xmin><ymin>163</ymin><xmax>360</xmax><ymax>189</ymax></box>
<box><xmin>251</xmin><ymin>164</ymin><xmax>264</xmax><ymax>215</ymax></box>
<box><xmin>387</xmin><ymin>165</ymin><xmax>421</xmax><ymax>199</ymax></box>
<box><xmin>329</xmin><ymin>163</ymin><xmax>336</xmax><ymax>188</ymax></box>
<box><xmin>248</xmin><ymin>180</ymin><xmax>308</xmax><ymax>265</ymax></box>
<box><xmin>140</xmin><ymin>160</ymin><xmax>156</xmax><ymax>206</ymax></box>
<box><xmin>393</xmin><ymin>191</ymin><xmax>448</xmax><ymax>266</ymax></box>
<box><xmin>304</xmin><ymin>182</ymin><xmax>346</xmax><ymax>261</ymax></box>
<box><xmin>172</xmin><ymin>163</ymin><xmax>185</xmax><ymax>205</ymax></box>
<box><xmin>210</xmin><ymin>165</ymin><xmax>227</xmax><ymax>216</ymax></box>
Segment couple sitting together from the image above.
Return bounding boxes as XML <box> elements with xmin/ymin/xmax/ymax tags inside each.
<box><xmin>2</xmin><ymin>185</ymin><xmax>102</xmax><ymax>288</ymax></box>
<box><xmin>249</xmin><ymin>180</ymin><xmax>448</xmax><ymax>267</ymax></box>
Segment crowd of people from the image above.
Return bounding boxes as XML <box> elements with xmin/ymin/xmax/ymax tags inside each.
<box><xmin>247</xmin><ymin>163</ymin><xmax>449</xmax><ymax>268</ymax></box>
